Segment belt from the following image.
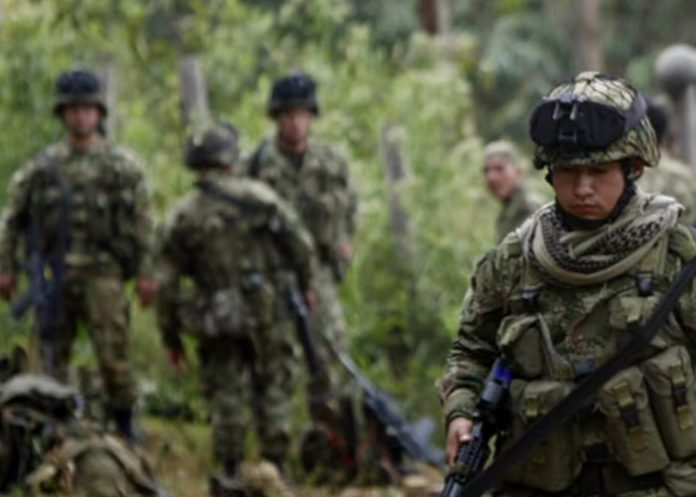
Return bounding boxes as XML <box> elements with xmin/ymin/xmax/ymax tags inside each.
<box><xmin>569</xmin><ymin>463</ymin><xmax>663</xmax><ymax>496</ymax></box>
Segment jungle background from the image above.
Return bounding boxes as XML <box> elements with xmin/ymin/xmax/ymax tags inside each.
<box><xmin>1</xmin><ymin>0</ymin><xmax>696</xmax><ymax>495</ymax></box>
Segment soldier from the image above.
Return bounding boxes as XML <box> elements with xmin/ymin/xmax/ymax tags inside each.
<box><xmin>440</xmin><ymin>72</ymin><xmax>696</xmax><ymax>496</ymax></box>
<box><xmin>155</xmin><ymin>123</ymin><xmax>315</xmax><ymax>496</ymax></box>
<box><xmin>247</xmin><ymin>72</ymin><xmax>358</xmax><ymax>372</ymax></box>
<box><xmin>483</xmin><ymin>140</ymin><xmax>543</xmax><ymax>242</ymax></box>
<box><xmin>0</xmin><ymin>68</ymin><xmax>155</xmax><ymax>440</ymax></box>
<box><xmin>0</xmin><ymin>370</ymin><xmax>168</xmax><ymax>497</ymax></box>
<box><xmin>640</xmin><ymin>98</ymin><xmax>696</xmax><ymax>225</ymax></box>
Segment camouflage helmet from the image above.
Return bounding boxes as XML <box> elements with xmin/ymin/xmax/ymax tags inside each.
<box><xmin>185</xmin><ymin>122</ymin><xmax>240</xmax><ymax>169</ymax></box>
<box><xmin>53</xmin><ymin>68</ymin><xmax>107</xmax><ymax>116</ymax></box>
<box><xmin>530</xmin><ymin>71</ymin><xmax>659</xmax><ymax>169</ymax></box>
<box><xmin>267</xmin><ymin>72</ymin><xmax>320</xmax><ymax>117</ymax></box>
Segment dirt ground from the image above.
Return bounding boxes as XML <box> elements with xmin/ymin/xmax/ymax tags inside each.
<box><xmin>142</xmin><ymin>418</ymin><xmax>443</xmax><ymax>497</ymax></box>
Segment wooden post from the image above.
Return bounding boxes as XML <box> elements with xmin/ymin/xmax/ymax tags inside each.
<box><xmin>95</xmin><ymin>60</ymin><xmax>117</xmax><ymax>138</ymax></box>
<box><xmin>178</xmin><ymin>54</ymin><xmax>211</xmax><ymax>129</ymax></box>
<box><xmin>380</xmin><ymin>125</ymin><xmax>414</xmax><ymax>261</ymax></box>
<box><xmin>656</xmin><ymin>44</ymin><xmax>696</xmax><ymax>169</ymax></box>
<box><xmin>577</xmin><ymin>0</ymin><xmax>604</xmax><ymax>71</ymax></box>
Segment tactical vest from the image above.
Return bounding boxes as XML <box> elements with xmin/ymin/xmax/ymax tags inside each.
<box><xmin>495</xmin><ymin>225</ymin><xmax>696</xmax><ymax>495</ymax></box>
<box><xmin>29</xmin><ymin>147</ymin><xmax>143</xmax><ymax>277</ymax></box>
<box><xmin>175</xmin><ymin>186</ymin><xmax>292</xmax><ymax>339</ymax></box>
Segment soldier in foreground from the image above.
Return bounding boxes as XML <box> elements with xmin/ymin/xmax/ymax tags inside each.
<box><xmin>247</xmin><ymin>73</ymin><xmax>358</xmax><ymax>397</ymax></box>
<box><xmin>440</xmin><ymin>72</ymin><xmax>696</xmax><ymax>496</ymax></box>
<box><xmin>640</xmin><ymin>98</ymin><xmax>696</xmax><ymax>225</ymax></box>
<box><xmin>482</xmin><ymin>140</ymin><xmax>543</xmax><ymax>242</ymax></box>
<box><xmin>155</xmin><ymin>123</ymin><xmax>315</xmax><ymax>496</ymax></box>
<box><xmin>0</xmin><ymin>68</ymin><xmax>155</xmax><ymax>440</ymax></box>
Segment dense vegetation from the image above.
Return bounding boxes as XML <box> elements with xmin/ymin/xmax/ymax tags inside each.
<box><xmin>1</xmin><ymin>0</ymin><xmax>693</xmax><ymax>465</ymax></box>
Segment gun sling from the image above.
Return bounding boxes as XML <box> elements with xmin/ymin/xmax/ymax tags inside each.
<box><xmin>456</xmin><ymin>254</ymin><xmax>696</xmax><ymax>497</ymax></box>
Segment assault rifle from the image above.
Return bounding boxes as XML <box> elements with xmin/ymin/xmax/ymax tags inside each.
<box><xmin>287</xmin><ymin>287</ymin><xmax>445</xmax><ymax>470</ymax></box>
<box><xmin>441</xmin><ymin>359</ymin><xmax>512</xmax><ymax>497</ymax></box>
<box><xmin>10</xmin><ymin>164</ymin><xmax>69</xmax><ymax>375</ymax></box>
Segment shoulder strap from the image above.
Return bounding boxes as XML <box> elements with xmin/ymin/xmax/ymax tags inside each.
<box><xmin>460</xmin><ymin>253</ymin><xmax>696</xmax><ymax>497</ymax></box>
<box><xmin>248</xmin><ymin>140</ymin><xmax>268</xmax><ymax>178</ymax></box>
<box><xmin>195</xmin><ymin>180</ymin><xmax>261</xmax><ymax>215</ymax></box>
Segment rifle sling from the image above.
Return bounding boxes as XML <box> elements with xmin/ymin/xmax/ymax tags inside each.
<box><xmin>458</xmin><ymin>254</ymin><xmax>696</xmax><ymax>497</ymax></box>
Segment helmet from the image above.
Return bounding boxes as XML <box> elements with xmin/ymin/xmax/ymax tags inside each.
<box><xmin>484</xmin><ymin>140</ymin><xmax>521</xmax><ymax>165</ymax></box>
<box><xmin>529</xmin><ymin>71</ymin><xmax>659</xmax><ymax>169</ymax></box>
<box><xmin>267</xmin><ymin>73</ymin><xmax>320</xmax><ymax>117</ymax></box>
<box><xmin>53</xmin><ymin>69</ymin><xmax>107</xmax><ymax>116</ymax></box>
<box><xmin>185</xmin><ymin>123</ymin><xmax>240</xmax><ymax>169</ymax></box>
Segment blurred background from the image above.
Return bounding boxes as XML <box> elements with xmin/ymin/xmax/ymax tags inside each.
<box><xmin>1</xmin><ymin>0</ymin><xmax>695</xmax><ymax>493</ymax></box>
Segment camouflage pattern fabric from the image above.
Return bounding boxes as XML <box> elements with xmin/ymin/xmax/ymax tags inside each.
<box><xmin>640</xmin><ymin>155</ymin><xmax>696</xmax><ymax>226</ymax></box>
<box><xmin>247</xmin><ymin>138</ymin><xmax>357</xmax><ymax>387</ymax></box>
<box><xmin>0</xmin><ymin>374</ymin><xmax>159</xmax><ymax>496</ymax></box>
<box><xmin>533</xmin><ymin>72</ymin><xmax>660</xmax><ymax>170</ymax></box>
<box><xmin>0</xmin><ymin>140</ymin><xmax>153</xmax><ymax>410</ymax></box>
<box><xmin>495</xmin><ymin>185</ymin><xmax>544</xmax><ymax>243</ymax></box>
<box><xmin>439</xmin><ymin>197</ymin><xmax>696</xmax><ymax>495</ymax></box>
<box><xmin>155</xmin><ymin>170</ymin><xmax>314</xmax><ymax>468</ymax></box>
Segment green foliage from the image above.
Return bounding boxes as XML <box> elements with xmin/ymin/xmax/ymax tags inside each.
<box><xmin>0</xmin><ymin>0</ymin><xmax>493</xmax><ymax>429</ymax></box>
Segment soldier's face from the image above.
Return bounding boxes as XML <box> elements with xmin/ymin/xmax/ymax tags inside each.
<box><xmin>277</xmin><ymin>108</ymin><xmax>312</xmax><ymax>145</ymax></box>
<box><xmin>62</xmin><ymin>104</ymin><xmax>101</xmax><ymax>138</ymax></box>
<box><xmin>553</xmin><ymin>161</ymin><xmax>637</xmax><ymax>220</ymax></box>
<box><xmin>484</xmin><ymin>156</ymin><xmax>522</xmax><ymax>201</ymax></box>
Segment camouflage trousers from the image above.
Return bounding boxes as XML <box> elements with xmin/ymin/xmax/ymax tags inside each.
<box><xmin>197</xmin><ymin>318</ymin><xmax>299</xmax><ymax>467</ymax></box>
<box><xmin>307</xmin><ymin>263</ymin><xmax>348</xmax><ymax>399</ymax></box>
<box><xmin>39</xmin><ymin>267</ymin><xmax>136</xmax><ymax>410</ymax></box>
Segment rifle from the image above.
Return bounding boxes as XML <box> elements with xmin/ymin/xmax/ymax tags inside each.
<box><xmin>440</xmin><ymin>359</ymin><xmax>511</xmax><ymax>497</ymax></box>
<box><xmin>287</xmin><ymin>287</ymin><xmax>445</xmax><ymax>470</ymax></box>
<box><xmin>10</xmin><ymin>163</ymin><xmax>69</xmax><ymax>374</ymax></box>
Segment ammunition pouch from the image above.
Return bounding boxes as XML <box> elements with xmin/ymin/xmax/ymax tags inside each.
<box><xmin>503</xmin><ymin>379</ymin><xmax>581</xmax><ymax>492</ymax></box>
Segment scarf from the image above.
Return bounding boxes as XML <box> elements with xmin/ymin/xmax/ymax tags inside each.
<box><xmin>521</xmin><ymin>191</ymin><xmax>682</xmax><ymax>286</ymax></box>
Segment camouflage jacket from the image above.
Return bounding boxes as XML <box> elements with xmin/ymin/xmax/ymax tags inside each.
<box><xmin>495</xmin><ymin>185</ymin><xmax>543</xmax><ymax>243</ymax></box>
<box><xmin>247</xmin><ymin>138</ymin><xmax>357</xmax><ymax>280</ymax></box>
<box><xmin>0</xmin><ymin>140</ymin><xmax>153</xmax><ymax>279</ymax></box>
<box><xmin>640</xmin><ymin>155</ymin><xmax>696</xmax><ymax>226</ymax></box>
<box><xmin>155</xmin><ymin>171</ymin><xmax>315</xmax><ymax>349</ymax></box>
<box><xmin>439</xmin><ymin>223</ymin><xmax>696</xmax><ymax>425</ymax></box>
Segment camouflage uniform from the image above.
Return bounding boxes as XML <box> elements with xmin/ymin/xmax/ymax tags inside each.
<box><xmin>495</xmin><ymin>184</ymin><xmax>543</xmax><ymax>243</ymax></box>
<box><xmin>440</xmin><ymin>73</ymin><xmax>696</xmax><ymax>496</ymax></box>
<box><xmin>0</xmin><ymin>373</ymin><xmax>163</xmax><ymax>497</ymax></box>
<box><xmin>248</xmin><ymin>137</ymin><xmax>357</xmax><ymax>353</ymax></box>
<box><xmin>155</xmin><ymin>125</ymin><xmax>315</xmax><ymax>483</ymax></box>
<box><xmin>640</xmin><ymin>155</ymin><xmax>696</xmax><ymax>226</ymax></box>
<box><xmin>0</xmin><ymin>131</ymin><xmax>151</xmax><ymax>427</ymax></box>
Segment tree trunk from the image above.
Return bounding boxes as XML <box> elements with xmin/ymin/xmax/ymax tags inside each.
<box><xmin>577</xmin><ymin>0</ymin><xmax>604</xmax><ymax>71</ymax></box>
<box><xmin>380</xmin><ymin>125</ymin><xmax>414</xmax><ymax>261</ymax></box>
<box><xmin>419</xmin><ymin>0</ymin><xmax>452</xmax><ymax>36</ymax></box>
<box><xmin>178</xmin><ymin>54</ymin><xmax>211</xmax><ymax>128</ymax></box>
<box><xmin>95</xmin><ymin>60</ymin><xmax>117</xmax><ymax>138</ymax></box>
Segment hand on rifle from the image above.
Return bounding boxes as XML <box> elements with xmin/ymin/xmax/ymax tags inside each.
<box><xmin>305</xmin><ymin>290</ymin><xmax>317</xmax><ymax>316</ymax></box>
<box><xmin>446</xmin><ymin>417</ymin><xmax>474</xmax><ymax>465</ymax></box>
<box><xmin>0</xmin><ymin>272</ymin><xmax>17</xmax><ymax>301</ymax></box>
<box><xmin>136</xmin><ymin>277</ymin><xmax>157</xmax><ymax>308</ymax></box>
<box><xmin>337</xmin><ymin>241</ymin><xmax>353</xmax><ymax>261</ymax></box>
<box><xmin>167</xmin><ymin>346</ymin><xmax>186</xmax><ymax>373</ymax></box>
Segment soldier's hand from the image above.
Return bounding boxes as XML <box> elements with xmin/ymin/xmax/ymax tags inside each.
<box><xmin>168</xmin><ymin>347</ymin><xmax>186</xmax><ymax>372</ymax></box>
<box><xmin>136</xmin><ymin>277</ymin><xmax>157</xmax><ymax>308</ymax></box>
<box><xmin>446</xmin><ymin>416</ymin><xmax>474</xmax><ymax>466</ymax></box>
<box><xmin>337</xmin><ymin>241</ymin><xmax>353</xmax><ymax>261</ymax></box>
<box><xmin>305</xmin><ymin>290</ymin><xmax>317</xmax><ymax>316</ymax></box>
<box><xmin>0</xmin><ymin>273</ymin><xmax>17</xmax><ymax>301</ymax></box>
